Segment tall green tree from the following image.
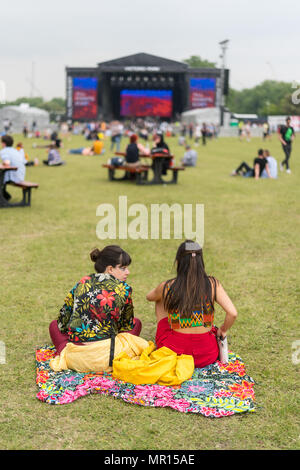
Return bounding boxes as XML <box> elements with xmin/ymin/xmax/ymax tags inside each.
<box><xmin>278</xmin><ymin>92</ymin><xmax>300</xmax><ymax>115</ymax></box>
<box><xmin>40</xmin><ymin>98</ymin><xmax>66</xmax><ymax>114</ymax></box>
<box><xmin>226</xmin><ymin>80</ymin><xmax>293</xmax><ymax>115</ymax></box>
<box><xmin>5</xmin><ymin>96</ymin><xmax>45</xmax><ymax>108</ymax></box>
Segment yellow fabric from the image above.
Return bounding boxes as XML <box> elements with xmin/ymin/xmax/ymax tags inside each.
<box><xmin>113</xmin><ymin>341</ymin><xmax>194</xmax><ymax>386</ymax></box>
<box><xmin>49</xmin><ymin>333</ymin><xmax>149</xmax><ymax>373</ymax></box>
<box><xmin>93</xmin><ymin>140</ymin><xmax>103</xmax><ymax>155</ymax></box>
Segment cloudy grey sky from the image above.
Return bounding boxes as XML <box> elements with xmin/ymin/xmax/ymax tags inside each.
<box><xmin>1</xmin><ymin>0</ymin><xmax>299</xmax><ymax>101</ymax></box>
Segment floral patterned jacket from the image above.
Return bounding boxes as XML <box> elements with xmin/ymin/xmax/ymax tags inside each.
<box><xmin>57</xmin><ymin>273</ymin><xmax>134</xmax><ymax>343</ymax></box>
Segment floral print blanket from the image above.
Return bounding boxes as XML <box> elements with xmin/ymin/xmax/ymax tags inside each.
<box><xmin>35</xmin><ymin>346</ymin><xmax>256</xmax><ymax>418</ymax></box>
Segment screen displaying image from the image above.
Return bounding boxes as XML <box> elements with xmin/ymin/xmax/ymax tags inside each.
<box><xmin>120</xmin><ymin>90</ymin><xmax>173</xmax><ymax>117</ymax></box>
<box><xmin>72</xmin><ymin>77</ymin><xmax>98</xmax><ymax>120</ymax></box>
<box><xmin>189</xmin><ymin>78</ymin><xmax>216</xmax><ymax>108</ymax></box>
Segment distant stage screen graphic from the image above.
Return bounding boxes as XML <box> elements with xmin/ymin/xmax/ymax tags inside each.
<box><xmin>189</xmin><ymin>78</ymin><xmax>216</xmax><ymax>108</ymax></box>
<box><xmin>72</xmin><ymin>77</ymin><xmax>98</xmax><ymax>119</ymax></box>
<box><xmin>120</xmin><ymin>90</ymin><xmax>173</xmax><ymax>117</ymax></box>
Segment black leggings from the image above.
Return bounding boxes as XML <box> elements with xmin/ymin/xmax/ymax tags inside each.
<box><xmin>281</xmin><ymin>143</ymin><xmax>292</xmax><ymax>169</ymax></box>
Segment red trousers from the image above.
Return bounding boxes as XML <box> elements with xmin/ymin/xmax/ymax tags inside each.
<box><xmin>155</xmin><ymin>317</ymin><xmax>219</xmax><ymax>368</ymax></box>
<box><xmin>49</xmin><ymin>318</ymin><xmax>142</xmax><ymax>354</ymax></box>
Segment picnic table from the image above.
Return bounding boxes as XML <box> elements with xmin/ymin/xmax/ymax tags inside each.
<box><xmin>0</xmin><ymin>165</ymin><xmax>39</xmax><ymax>208</ymax></box>
<box><xmin>102</xmin><ymin>152</ymin><xmax>185</xmax><ymax>185</ymax></box>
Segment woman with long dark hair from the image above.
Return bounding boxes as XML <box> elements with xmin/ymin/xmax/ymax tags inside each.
<box><xmin>49</xmin><ymin>245</ymin><xmax>147</xmax><ymax>372</ymax></box>
<box><xmin>146</xmin><ymin>240</ymin><xmax>237</xmax><ymax>368</ymax></box>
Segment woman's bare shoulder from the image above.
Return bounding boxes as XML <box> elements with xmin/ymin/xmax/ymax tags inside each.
<box><xmin>157</xmin><ymin>280</ymin><xmax>168</xmax><ymax>293</ymax></box>
<box><xmin>207</xmin><ymin>276</ymin><xmax>220</xmax><ymax>298</ymax></box>
<box><xmin>156</xmin><ymin>279</ymin><xmax>174</xmax><ymax>298</ymax></box>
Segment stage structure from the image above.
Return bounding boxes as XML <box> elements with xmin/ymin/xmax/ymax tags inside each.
<box><xmin>66</xmin><ymin>53</ymin><xmax>229</xmax><ymax>121</ymax></box>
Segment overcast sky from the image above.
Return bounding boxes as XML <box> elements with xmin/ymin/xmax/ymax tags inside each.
<box><xmin>1</xmin><ymin>0</ymin><xmax>299</xmax><ymax>101</ymax></box>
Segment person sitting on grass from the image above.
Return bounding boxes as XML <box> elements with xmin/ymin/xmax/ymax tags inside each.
<box><xmin>91</xmin><ymin>134</ymin><xmax>105</xmax><ymax>155</ymax></box>
<box><xmin>261</xmin><ymin>149</ymin><xmax>278</xmax><ymax>179</ymax></box>
<box><xmin>231</xmin><ymin>148</ymin><xmax>272</xmax><ymax>179</ymax></box>
<box><xmin>0</xmin><ymin>134</ymin><xmax>26</xmax><ymax>200</ymax></box>
<box><xmin>181</xmin><ymin>145</ymin><xmax>197</xmax><ymax>167</ymax></box>
<box><xmin>43</xmin><ymin>143</ymin><xmax>65</xmax><ymax>166</ymax></box>
<box><xmin>146</xmin><ymin>240</ymin><xmax>237</xmax><ymax>368</ymax></box>
<box><xmin>49</xmin><ymin>245</ymin><xmax>145</xmax><ymax>373</ymax></box>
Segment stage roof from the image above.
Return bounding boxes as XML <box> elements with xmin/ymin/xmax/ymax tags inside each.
<box><xmin>97</xmin><ymin>52</ymin><xmax>188</xmax><ymax>72</ymax></box>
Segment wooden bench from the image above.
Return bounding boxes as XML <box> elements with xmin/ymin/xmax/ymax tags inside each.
<box><xmin>102</xmin><ymin>164</ymin><xmax>150</xmax><ymax>184</ymax></box>
<box><xmin>7</xmin><ymin>181</ymin><xmax>39</xmax><ymax>206</ymax></box>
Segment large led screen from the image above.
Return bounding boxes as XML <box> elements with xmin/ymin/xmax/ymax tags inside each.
<box><xmin>189</xmin><ymin>78</ymin><xmax>216</xmax><ymax>108</ymax></box>
<box><xmin>120</xmin><ymin>90</ymin><xmax>173</xmax><ymax>117</ymax></box>
<box><xmin>72</xmin><ymin>77</ymin><xmax>98</xmax><ymax>120</ymax></box>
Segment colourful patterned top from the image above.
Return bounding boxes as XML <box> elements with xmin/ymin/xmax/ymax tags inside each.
<box><xmin>168</xmin><ymin>303</ymin><xmax>214</xmax><ymax>330</ymax></box>
<box><xmin>57</xmin><ymin>273</ymin><xmax>134</xmax><ymax>343</ymax></box>
<box><xmin>166</xmin><ymin>284</ymin><xmax>214</xmax><ymax>330</ymax></box>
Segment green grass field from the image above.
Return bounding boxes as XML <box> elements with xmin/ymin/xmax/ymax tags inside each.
<box><xmin>0</xmin><ymin>131</ymin><xmax>299</xmax><ymax>450</ymax></box>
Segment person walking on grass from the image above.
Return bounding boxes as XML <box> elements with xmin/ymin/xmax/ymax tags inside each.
<box><xmin>279</xmin><ymin>117</ymin><xmax>295</xmax><ymax>174</ymax></box>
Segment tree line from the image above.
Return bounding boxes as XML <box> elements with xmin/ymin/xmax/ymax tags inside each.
<box><xmin>0</xmin><ymin>97</ymin><xmax>65</xmax><ymax>118</ymax></box>
<box><xmin>226</xmin><ymin>80</ymin><xmax>297</xmax><ymax>116</ymax></box>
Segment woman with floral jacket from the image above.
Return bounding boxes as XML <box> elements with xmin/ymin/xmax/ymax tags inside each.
<box><xmin>49</xmin><ymin>246</ymin><xmax>144</xmax><ymax>371</ymax></box>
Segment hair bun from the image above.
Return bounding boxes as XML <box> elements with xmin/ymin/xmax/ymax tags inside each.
<box><xmin>90</xmin><ymin>248</ymin><xmax>101</xmax><ymax>262</ymax></box>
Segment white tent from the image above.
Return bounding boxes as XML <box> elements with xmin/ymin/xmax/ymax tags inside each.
<box><xmin>0</xmin><ymin>104</ymin><xmax>50</xmax><ymax>133</ymax></box>
<box><xmin>268</xmin><ymin>115</ymin><xmax>300</xmax><ymax>132</ymax></box>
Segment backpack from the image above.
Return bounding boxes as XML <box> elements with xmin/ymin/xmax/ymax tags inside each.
<box><xmin>110</xmin><ymin>157</ymin><xmax>124</xmax><ymax>166</ymax></box>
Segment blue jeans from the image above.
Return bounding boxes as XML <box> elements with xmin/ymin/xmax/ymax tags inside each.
<box><xmin>69</xmin><ymin>147</ymin><xmax>84</xmax><ymax>154</ymax></box>
<box><xmin>110</xmin><ymin>136</ymin><xmax>121</xmax><ymax>152</ymax></box>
